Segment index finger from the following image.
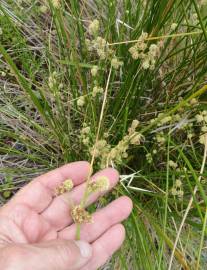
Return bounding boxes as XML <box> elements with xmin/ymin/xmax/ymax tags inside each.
<box><xmin>1</xmin><ymin>161</ymin><xmax>90</xmax><ymax>214</ymax></box>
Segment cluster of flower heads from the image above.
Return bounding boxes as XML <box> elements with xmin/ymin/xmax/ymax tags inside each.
<box><xmin>88</xmin><ymin>119</ymin><xmax>143</xmax><ymax>168</ymax></box>
<box><xmin>194</xmin><ymin>110</ymin><xmax>207</xmax><ymax>144</ymax></box>
<box><xmin>77</xmin><ymin>96</ymin><xmax>85</xmax><ymax>107</ymax></box>
<box><xmin>129</xmin><ymin>32</ymin><xmax>162</xmax><ymax>70</ymax></box>
<box><xmin>70</xmin><ymin>176</ymin><xmax>109</xmax><ymax>225</ymax></box>
<box><xmin>88</xmin><ymin>176</ymin><xmax>110</xmax><ymax>194</ymax></box>
<box><xmin>54</xmin><ymin>179</ymin><xmax>74</xmax><ymax>196</ymax></box>
<box><xmin>77</xmin><ymin>19</ymin><xmax>124</xmax><ymax>108</ymax></box>
<box><xmin>51</xmin><ymin>0</ymin><xmax>61</xmax><ymax>9</ymax></box>
<box><xmin>168</xmin><ymin>161</ymin><xmax>185</xmax><ymax>197</ymax></box>
<box><xmin>149</xmin><ymin>98</ymin><xmax>207</xmax><ymax>148</ymax></box>
<box><xmin>170</xmin><ymin>23</ymin><xmax>178</xmax><ymax>31</ymax></box>
<box><xmin>80</xmin><ymin>126</ymin><xmax>91</xmax><ymax>145</ymax></box>
<box><xmin>86</xmin><ymin>20</ymin><xmax>123</xmax><ymax>69</ymax></box>
<box><xmin>92</xmin><ymin>85</ymin><xmax>104</xmax><ymax>97</ymax></box>
<box><xmin>71</xmin><ymin>205</ymin><xmax>92</xmax><ymax>224</ymax></box>
<box><xmin>171</xmin><ymin>179</ymin><xmax>184</xmax><ymax>197</ymax></box>
<box><xmin>48</xmin><ymin>71</ymin><xmax>58</xmax><ymax>89</ymax></box>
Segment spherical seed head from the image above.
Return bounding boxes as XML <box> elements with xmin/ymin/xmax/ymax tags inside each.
<box><xmin>171</xmin><ymin>23</ymin><xmax>178</xmax><ymax>31</ymax></box>
<box><xmin>88</xmin><ymin>176</ymin><xmax>110</xmax><ymax>193</ymax></box>
<box><xmin>88</xmin><ymin>19</ymin><xmax>100</xmax><ymax>36</ymax></box>
<box><xmin>54</xmin><ymin>179</ymin><xmax>74</xmax><ymax>196</ymax></box>
<box><xmin>178</xmin><ymin>190</ymin><xmax>184</xmax><ymax>197</ymax></box>
<box><xmin>91</xmin><ymin>66</ymin><xmax>98</xmax><ymax>77</ymax></box>
<box><xmin>175</xmin><ymin>179</ymin><xmax>182</xmax><ymax>188</ymax></box>
<box><xmin>149</xmin><ymin>44</ymin><xmax>158</xmax><ymax>53</ymax></box>
<box><xmin>142</xmin><ymin>60</ymin><xmax>150</xmax><ymax>69</ymax></box>
<box><xmin>131</xmin><ymin>119</ymin><xmax>139</xmax><ymax>129</ymax></box>
<box><xmin>169</xmin><ymin>160</ymin><xmax>178</xmax><ymax>168</ymax></box>
<box><xmin>190</xmin><ymin>98</ymin><xmax>198</xmax><ymax>105</ymax></box>
<box><xmin>195</xmin><ymin>114</ymin><xmax>203</xmax><ymax>123</ymax></box>
<box><xmin>96</xmin><ymin>176</ymin><xmax>110</xmax><ymax>191</ymax></box>
<box><xmin>202</xmin><ymin>126</ymin><xmax>207</xmax><ymax>132</ymax></box>
<box><xmin>171</xmin><ymin>188</ymin><xmax>177</xmax><ymax>196</ymax></box>
<box><xmin>82</xmin><ymin>126</ymin><xmax>90</xmax><ymax>134</ymax></box>
<box><xmin>111</xmin><ymin>58</ymin><xmax>123</xmax><ymax>69</ymax></box>
<box><xmin>52</xmin><ymin>0</ymin><xmax>61</xmax><ymax>8</ymax></box>
<box><xmin>77</xmin><ymin>96</ymin><xmax>85</xmax><ymax>107</ymax></box>
<box><xmin>131</xmin><ymin>51</ymin><xmax>139</xmax><ymax>60</ymax></box>
<box><xmin>71</xmin><ymin>205</ymin><xmax>92</xmax><ymax>224</ymax></box>
<box><xmin>199</xmin><ymin>134</ymin><xmax>207</xmax><ymax>145</ymax></box>
<box><xmin>63</xmin><ymin>179</ymin><xmax>74</xmax><ymax>191</ymax></box>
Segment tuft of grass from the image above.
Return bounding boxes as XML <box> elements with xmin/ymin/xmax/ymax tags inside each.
<box><xmin>1</xmin><ymin>0</ymin><xmax>207</xmax><ymax>268</ymax></box>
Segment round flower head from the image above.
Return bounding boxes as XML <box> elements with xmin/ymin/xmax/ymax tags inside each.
<box><xmin>111</xmin><ymin>57</ymin><xmax>123</xmax><ymax>70</ymax></box>
<box><xmin>149</xmin><ymin>44</ymin><xmax>159</xmax><ymax>57</ymax></box>
<box><xmin>88</xmin><ymin>19</ymin><xmax>100</xmax><ymax>36</ymax></box>
<box><xmin>175</xmin><ymin>179</ymin><xmax>182</xmax><ymax>188</ymax></box>
<box><xmin>88</xmin><ymin>176</ymin><xmax>110</xmax><ymax>194</ymax></box>
<box><xmin>91</xmin><ymin>66</ymin><xmax>98</xmax><ymax>77</ymax></box>
<box><xmin>77</xmin><ymin>96</ymin><xmax>85</xmax><ymax>107</ymax></box>
<box><xmin>54</xmin><ymin>179</ymin><xmax>74</xmax><ymax>196</ymax></box>
<box><xmin>63</xmin><ymin>179</ymin><xmax>74</xmax><ymax>191</ymax></box>
<box><xmin>169</xmin><ymin>160</ymin><xmax>178</xmax><ymax>168</ymax></box>
<box><xmin>199</xmin><ymin>134</ymin><xmax>207</xmax><ymax>145</ymax></box>
<box><xmin>142</xmin><ymin>59</ymin><xmax>150</xmax><ymax>70</ymax></box>
<box><xmin>195</xmin><ymin>114</ymin><xmax>203</xmax><ymax>123</ymax></box>
<box><xmin>52</xmin><ymin>0</ymin><xmax>61</xmax><ymax>8</ymax></box>
<box><xmin>171</xmin><ymin>188</ymin><xmax>177</xmax><ymax>196</ymax></box>
<box><xmin>71</xmin><ymin>205</ymin><xmax>92</xmax><ymax>224</ymax></box>
<box><xmin>171</xmin><ymin>23</ymin><xmax>178</xmax><ymax>31</ymax></box>
<box><xmin>131</xmin><ymin>119</ymin><xmax>139</xmax><ymax>129</ymax></box>
<box><xmin>202</xmin><ymin>126</ymin><xmax>207</xmax><ymax>132</ymax></box>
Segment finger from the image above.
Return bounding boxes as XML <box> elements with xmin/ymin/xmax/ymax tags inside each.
<box><xmin>81</xmin><ymin>224</ymin><xmax>125</xmax><ymax>270</ymax></box>
<box><xmin>32</xmin><ymin>240</ymin><xmax>92</xmax><ymax>270</ymax></box>
<box><xmin>41</xmin><ymin>168</ymin><xmax>119</xmax><ymax>231</ymax></box>
<box><xmin>3</xmin><ymin>240</ymin><xmax>92</xmax><ymax>270</ymax></box>
<box><xmin>2</xmin><ymin>161</ymin><xmax>90</xmax><ymax>214</ymax></box>
<box><xmin>58</xmin><ymin>196</ymin><xmax>132</xmax><ymax>243</ymax></box>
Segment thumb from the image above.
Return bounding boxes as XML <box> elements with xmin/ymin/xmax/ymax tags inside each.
<box><xmin>24</xmin><ymin>239</ymin><xmax>92</xmax><ymax>270</ymax></box>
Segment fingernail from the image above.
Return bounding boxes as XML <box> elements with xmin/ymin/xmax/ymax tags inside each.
<box><xmin>75</xmin><ymin>241</ymin><xmax>92</xmax><ymax>258</ymax></box>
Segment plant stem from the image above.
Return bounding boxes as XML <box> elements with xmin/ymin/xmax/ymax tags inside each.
<box><xmin>108</xmin><ymin>31</ymin><xmax>202</xmax><ymax>46</ymax></box>
<box><xmin>168</xmin><ymin>134</ymin><xmax>207</xmax><ymax>270</ymax></box>
<box><xmin>76</xmin><ymin>224</ymin><xmax>81</xmax><ymax>240</ymax></box>
<box><xmin>75</xmin><ymin>67</ymin><xmax>112</xmax><ymax>240</ymax></box>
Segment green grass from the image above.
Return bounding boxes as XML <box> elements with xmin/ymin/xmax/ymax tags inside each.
<box><xmin>1</xmin><ymin>0</ymin><xmax>207</xmax><ymax>269</ymax></box>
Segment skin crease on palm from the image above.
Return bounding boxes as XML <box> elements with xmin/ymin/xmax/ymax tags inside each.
<box><xmin>0</xmin><ymin>161</ymin><xmax>132</xmax><ymax>270</ymax></box>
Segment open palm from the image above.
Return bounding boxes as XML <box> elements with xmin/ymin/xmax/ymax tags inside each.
<box><xmin>0</xmin><ymin>161</ymin><xmax>132</xmax><ymax>270</ymax></box>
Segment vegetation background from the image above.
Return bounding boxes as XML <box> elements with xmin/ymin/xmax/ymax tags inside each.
<box><xmin>0</xmin><ymin>0</ymin><xmax>207</xmax><ymax>269</ymax></box>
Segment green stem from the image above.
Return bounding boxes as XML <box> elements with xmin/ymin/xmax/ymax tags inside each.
<box><xmin>76</xmin><ymin>224</ymin><xmax>81</xmax><ymax>240</ymax></box>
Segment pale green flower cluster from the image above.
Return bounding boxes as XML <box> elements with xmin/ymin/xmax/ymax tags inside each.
<box><xmin>171</xmin><ymin>178</ymin><xmax>184</xmax><ymax>197</ymax></box>
<box><xmin>129</xmin><ymin>32</ymin><xmax>162</xmax><ymax>70</ymax></box>
<box><xmin>86</xmin><ymin>20</ymin><xmax>123</xmax><ymax>68</ymax></box>
<box><xmin>88</xmin><ymin>176</ymin><xmax>110</xmax><ymax>194</ymax></box>
<box><xmin>54</xmin><ymin>179</ymin><xmax>74</xmax><ymax>196</ymax></box>
<box><xmin>51</xmin><ymin>0</ymin><xmax>61</xmax><ymax>9</ymax></box>
<box><xmin>88</xmin><ymin>119</ymin><xmax>143</xmax><ymax>168</ymax></box>
<box><xmin>80</xmin><ymin>126</ymin><xmax>91</xmax><ymax>145</ymax></box>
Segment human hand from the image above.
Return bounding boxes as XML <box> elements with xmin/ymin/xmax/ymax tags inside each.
<box><xmin>0</xmin><ymin>161</ymin><xmax>132</xmax><ymax>270</ymax></box>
